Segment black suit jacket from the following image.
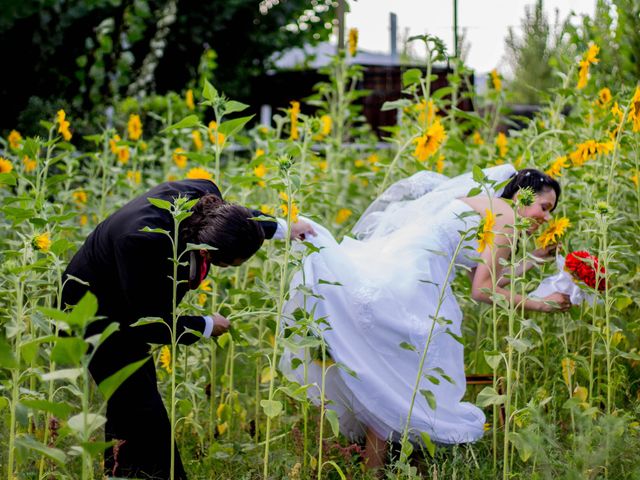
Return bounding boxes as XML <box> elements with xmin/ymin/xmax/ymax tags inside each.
<box><xmin>61</xmin><ymin>179</ymin><xmax>277</xmax><ymax>344</ymax></box>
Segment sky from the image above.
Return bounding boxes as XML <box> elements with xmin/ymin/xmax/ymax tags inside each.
<box><xmin>345</xmin><ymin>0</ymin><xmax>596</xmax><ymax>74</ymax></box>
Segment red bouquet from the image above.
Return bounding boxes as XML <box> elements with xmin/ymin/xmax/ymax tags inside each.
<box><xmin>564</xmin><ymin>250</ymin><xmax>606</xmax><ymax>291</ymax></box>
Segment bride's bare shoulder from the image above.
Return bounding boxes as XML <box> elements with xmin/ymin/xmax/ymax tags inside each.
<box><xmin>459</xmin><ymin>196</ymin><xmax>515</xmax><ymax>228</ymax></box>
<box><xmin>459</xmin><ymin>195</ymin><xmax>512</xmax><ymax>214</ymax></box>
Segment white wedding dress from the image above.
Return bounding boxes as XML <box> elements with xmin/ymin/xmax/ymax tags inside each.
<box><xmin>280</xmin><ymin>165</ymin><xmax>516</xmax><ymax>445</ymax></box>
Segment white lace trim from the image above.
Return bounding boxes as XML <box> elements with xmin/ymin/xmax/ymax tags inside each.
<box><xmin>352</xmin><ymin>282</ymin><xmax>380</xmax><ymax>331</ymax></box>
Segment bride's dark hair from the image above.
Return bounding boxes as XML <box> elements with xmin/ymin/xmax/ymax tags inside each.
<box><xmin>500</xmin><ymin>168</ymin><xmax>561</xmax><ymax>211</ymax></box>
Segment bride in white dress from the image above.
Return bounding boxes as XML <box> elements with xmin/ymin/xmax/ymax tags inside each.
<box><xmin>280</xmin><ymin>165</ymin><xmax>571</xmax><ymax>467</ymax></box>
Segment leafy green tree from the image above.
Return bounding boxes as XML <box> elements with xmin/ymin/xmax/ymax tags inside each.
<box><xmin>506</xmin><ymin>0</ymin><xmax>638</xmax><ymax>102</ymax></box>
<box><xmin>565</xmin><ymin>0</ymin><xmax>640</xmax><ymax>87</ymax></box>
<box><xmin>504</xmin><ymin>0</ymin><xmax>564</xmax><ymax>104</ymax></box>
<box><xmin>0</xmin><ymin>0</ymin><xmax>336</xmax><ymax>132</ymax></box>
<box><xmin>613</xmin><ymin>0</ymin><xmax>640</xmax><ymax>84</ymax></box>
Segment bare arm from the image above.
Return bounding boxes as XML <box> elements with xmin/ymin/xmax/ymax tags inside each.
<box><xmin>496</xmin><ymin>258</ymin><xmax>536</xmax><ymax>288</ymax></box>
<box><xmin>495</xmin><ymin>243</ymin><xmax>560</xmax><ymax>288</ymax></box>
<box><xmin>470</xmin><ymin>207</ymin><xmax>570</xmax><ymax>313</ymax></box>
<box><xmin>473</xmin><ymin>264</ymin><xmax>556</xmax><ymax>312</ymax></box>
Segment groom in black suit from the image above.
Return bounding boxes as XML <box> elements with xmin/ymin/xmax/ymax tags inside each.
<box><xmin>61</xmin><ymin>179</ymin><xmax>313</xmax><ymax>479</ymax></box>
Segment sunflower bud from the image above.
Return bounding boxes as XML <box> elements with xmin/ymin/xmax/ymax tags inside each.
<box><xmin>595</xmin><ymin>201</ymin><xmax>612</xmax><ymax>216</ymax></box>
<box><xmin>517</xmin><ymin>186</ymin><xmax>535</xmax><ymax>207</ymax></box>
<box><xmin>277</xmin><ymin>155</ymin><xmax>293</xmax><ymax>173</ymax></box>
<box><xmin>33</xmin><ymin>233</ymin><xmax>52</xmax><ymax>252</ymax></box>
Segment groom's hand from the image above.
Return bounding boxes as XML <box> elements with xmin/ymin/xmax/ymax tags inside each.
<box><xmin>211</xmin><ymin>313</ymin><xmax>230</xmax><ymax>336</ymax></box>
<box><xmin>290</xmin><ymin>220</ymin><xmax>317</xmax><ymax>241</ymax></box>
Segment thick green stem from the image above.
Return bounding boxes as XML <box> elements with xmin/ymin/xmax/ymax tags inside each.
<box><xmin>398</xmin><ymin>227</ymin><xmax>470</xmax><ymax>464</ymax></box>
<box><xmin>98</xmin><ymin>132</ymin><xmax>111</xmax><ymax>221</ymax></box>
<box><xmin>7</xmin><ymin>260</ymin><xmax>28</xmax><ymax>480</ymax></box>
<box><xmin>169</xmin><ymin>210</ymin><xmax>181</xmax><ymax>480</ymax></box>
<box><xmin>378</xmin><ymin>134</ymin><xmax>420</xmax><ymax>194</ymax></box>
<box><xmin>208</xmin><ymin>273</ymin><xmax>219</xmax><ymax>444</ymax></box>
<box><xmin>316</xmin><ymin>338</ymin><xmax>328</xmax><ymax>479</ymax></box>
<box><xmin>262</xmin><ymin>173</ymin><xmax>294</xmax><ymax>478</ymax></box>
<box><xmin>502</xmin><ymin>224</ymin><xmax>520</xmax><ymax>480</ymax></box>
<box><xmin>39</xmin><ymin>263</ymin><xmax>64</xmax><ymax>478</ymax></box>
<box><xmin>81</xmin><ymin>364</ymin><xmax>93</xmax><ymax>480</ymax></box>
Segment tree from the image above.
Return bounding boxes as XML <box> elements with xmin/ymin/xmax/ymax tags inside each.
<box><xmin>566</xmin><ymin>0</ymin><xmax>640</xmax><ymax>87</ymax></box>
<box><xmin>504</xmin><ymin>0</ymin><xmax>562</xmax><ymax>104</ymax></box>
<box><xmin>0</xmin><ymin>0</ymin><xmax>336</xmax><ymax>132</ymax></box>
<box><xmin>613</xmin><ymin>0</ymin><xmax>640</xmax><ymax>84</ymax></box>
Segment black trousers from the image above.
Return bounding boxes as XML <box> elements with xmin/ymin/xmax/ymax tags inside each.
<box><xmin>89</xmin><ymin>329</ymin><xmax>187</xmax><ymax>479</ymax></box>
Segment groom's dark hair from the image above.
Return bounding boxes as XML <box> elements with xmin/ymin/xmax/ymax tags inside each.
<box><xmin>181</xmin><ymin>194</ymin><xmax>265</xmax><ymax>264</ymax></box>
<box><xmin>500</xmin><ymin>169</ymin><xmax>561</xmax><ymax>211</ymax></box>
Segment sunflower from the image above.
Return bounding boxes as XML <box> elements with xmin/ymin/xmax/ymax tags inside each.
<box><xmin>320</xmin><ymin>114</ymin><xmax>332</xmax><ymax>136</ymax></box>
<box><xmin>630</xmin><ymin>86</ymin><xmax>640</xmax><ymax>133</ymax></box>
<box><xmin>413</xmin><ymin>120</ymin><xmax>446</xmax><ymax>162</ymax></box>
<box><xmin>8</xmin><ymin>130</ymin><xmax>22</xmax><ymax>149</ymax></box>
<box><xmin>57</xmin><ymin>110</ymin><xmax>72</xmax><ymax>141</ymax></box>
<box><xmin>22</xmin><ymin>156</ymin><xmax>37</xmax><ymax>173</ymax></box>
<box><xmin>280</xmin><ymin>202</ymin><xmax>299</xmax><ymax>223</ymax></box>
<box><xmin>576</xmin><ymin>43</ymin><xmax>599</xmax><ymax>90</ymax></box>
<box><xmin>128</xmin><ymin>114</ymin><xmax>143</xmax><ymax>141</ymax></box>
<box><xmin>477</xmin><ymin>209</ymin><xmax>496</xmax><ymax>253</ymax></box>
<box><xmin>561</xmin><ymin>357</ymin><xmax>575</xmax><ymax>387</ymax></box>
<box><xmin>191</xmin><ymin>130</ymin><xmax>204</xmax><ymax>151</ymax></box>
<box><xmin>33</xmin><ymin>233</ymin><xmax>52</xmax><ymax>252</ymax></box>
<box><xmin>208</xmin><ymin>121</ymin><xmax>226</xmax><ymax>146</ymax></box>
<box><xmin>596</xmin><ymin>87</ymin><xmax>612</xmax><ymax>107</ymax></box>
<box><xmin>186</xmin><ymin>167</ymin><xmax>213</xmax><ymax>181</ymax></box>
<box><xmin>495</xmin><ymin>132</ymin><xmax>508</xmax><ymax>158</ymax></box>
<box><xmin>0</xmin><ymin>157</ymin><xmax>13</xmax><ymax>173</ymax></box>
<box><xmin>72</xmin><ymin>190</ymin><xmax>88</xmax><ymax>205</ymax></box>
<box><xmin>348</xmin><ymin>28</ymin><xmax>358</xmax><ymax>56</ymax></box>
<box><xmin>335</xmin><ymin>208</ymin><xmax>352</xmax><ymax>224</ymax></box>
<box><xmin>127</xmin><ymin>170</ymin><xmax>141</xmax><ymax>185</ymax></box>
<box><xmin>490</xmin><ymin>69</ymin><xmax>502</xmax><ymax>91</ymax></box>
<box><xmin>185</xmin><ymin>89</ymin><xmax>195</xmax><ymax>111</ymax></box>
<box><xmin>160</xmin><ymin>346</ymin><xmax>172</xmax><ymax>373</ymax></box>
<box><xmin>173</xmin><ymin>148</ymin><xmax>188</xmax><ymax>169</ymax></box>
<box><xmin>545</xmin><ymin>156</ymin><xmax>569</xmax><ymax>178</ymax></box>
<box><xmin>289</xmin><ymin>101</ymin><xmax>300</xmax><ymax>140</ymax></box>
<box><xmin>536</xmin><ymin>217</ymin><xmax>570</xmax><ymax>249</ymax></box>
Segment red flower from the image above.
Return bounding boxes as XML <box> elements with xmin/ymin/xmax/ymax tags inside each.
<box><xmin>565</xmin><ymin>250</ymin><xmax>606</xmax><ymax>291</ymax></box>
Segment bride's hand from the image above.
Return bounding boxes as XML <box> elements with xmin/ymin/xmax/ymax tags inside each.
<box><xmin>539</xmin><ymin>292</ymin><xmax>571</xmax><ymax>312</ymax></box>
<box><xmin>531</xmin><ymin>242</ymin><xmax>560</xmax><ymax>261</ymax></box>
